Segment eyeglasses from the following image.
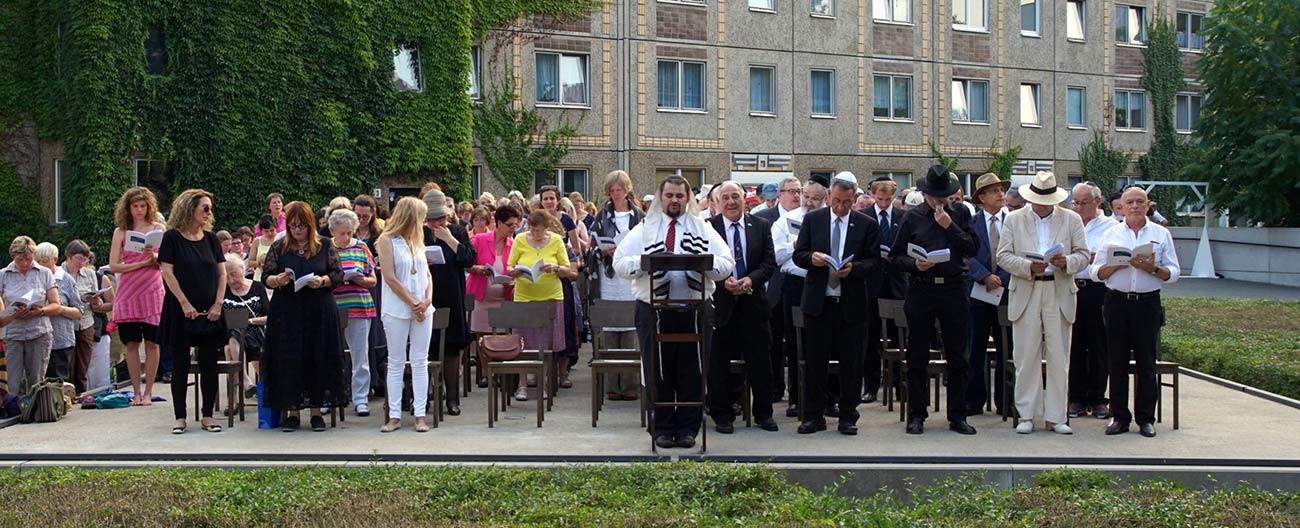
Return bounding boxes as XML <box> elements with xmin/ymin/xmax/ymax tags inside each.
<box><xmin>289</xmin><ymin>223</ymin><xmax>308</xmax><ymax>230</ymax></box>
<box><xmin>1070</xmin><ymin>199</ymin><xmax>1095</xmax><ymax>206</ymax></box>
<box><xmin>780</xmin><ymin>189</ymin><xmax>802</xmax><ymax>195</ymax></box>
<box><xmin>200</xmin><ymin>204</ymin><xmax>211</xmax><ymax>213</ymax></box>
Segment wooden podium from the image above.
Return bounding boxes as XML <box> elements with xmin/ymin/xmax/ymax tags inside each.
<box><xmin>641</xmin><ymin>253</ymin><xmax>713</xmax><ymax>453</ymax></box>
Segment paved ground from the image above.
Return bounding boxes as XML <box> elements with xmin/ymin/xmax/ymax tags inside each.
<box><xmin>1165</xmin><ymin>277</ymin><xmax>1300</xmax><ymax>301</ymax></box>
<box><xmin>3</xmin><ymin>358</ymin><xmax>1298</xmax><ymax>463</ymax></box>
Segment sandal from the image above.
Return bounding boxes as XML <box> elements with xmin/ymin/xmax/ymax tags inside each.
<box><xmin>171</xmin><ymin>420</ymin><xmax>187</xmax><ymax>435</ymax></box>
<box><xmin>200</xmin><ymin>419</ymin><xmax>223</xmax><ymax>433</ymax></box>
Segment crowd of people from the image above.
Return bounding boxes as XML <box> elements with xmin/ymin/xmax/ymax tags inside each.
<box><xmin>0</xmin><ymin>165</ymin><xmax>1178</xmax><ymax>445</ymax></box>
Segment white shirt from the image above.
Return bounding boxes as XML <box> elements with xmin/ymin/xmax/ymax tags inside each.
<box><xmin>772</xmin><ymin>207</ymin><xmax>808</xmax><ymax>278</ymax></box>
<box><xmin>660</xmin><ymin>218</ymin><xmax>693</xmax><ymax>300</ymax></box>
<box><xmin>724</xmin><ymin>216</ymin><xmax>747</xmax><ymax>278</ymax></box>
<box><xmin>1088</xmin><ymin>218</ymin><xmax>1180</xmax><ymax>293</ymax></box>
<box><xmin>1076</xmin><ymin>214</ymin><xmax>1120</xmax><ymax>280</ymax></box>
<box><xmin>874</xmin><ymin>205</ymin><xmax>895</xmax><ymax>233</ymax></box>
<box><xmin>826</xmin><ymin>211</ymin><xmax>850</xmax><ymax>297</ymax></box>
<box><xmin>381</xmin><ymin>236</ymin><xmax>433</xmax><ymax>320</ymax></box>
<box><xmin>1034</xmin><ymin>210</ymin><xmax>1055</xmax><ymax>273</ymax></box>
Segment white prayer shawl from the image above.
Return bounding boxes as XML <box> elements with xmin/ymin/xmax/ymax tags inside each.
<box><xmin>612</xmin><ymin>196</ymin><xmax>734</xmax><ymax>303</ymax></box>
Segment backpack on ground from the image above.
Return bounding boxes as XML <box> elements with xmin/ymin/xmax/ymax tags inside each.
<box><xmin>20</xmin><ymin>379</ymin><xmax>68</xmax><ymax>423</ymax></box>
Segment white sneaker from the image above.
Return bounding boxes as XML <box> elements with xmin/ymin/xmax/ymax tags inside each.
<box><xmin>1015</xmin><ymin>421</ymin><xmax>1034</xmax><ymax>434</ymax></box>
<box><xmin>355</xmin><ymin>403</ymin><xmax>370</xmax><ymax>417</ymax></box>
<box><xmin>514</xmin><ymin>386</ymin><xmax>529</xmax><ymax>401</ymax></box>
<box><xmin>1051</xmin><ymin>423</ymin><xmax>1074</xmax><ymax>435</ymax></box>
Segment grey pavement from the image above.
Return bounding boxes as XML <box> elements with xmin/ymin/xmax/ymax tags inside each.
<box><xmin>1165</xmin><ymin>277</ymin><xmax>1300</xmax><ymax>301</ymax></box>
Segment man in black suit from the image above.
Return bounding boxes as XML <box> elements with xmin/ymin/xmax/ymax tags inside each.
<box><xmin>707</xmin><ymin>181</ymin><xmax>780</xmax><ymax>433</ymax></box>
<box><xmin>860</xmin><ymin>175</ymin><xmax>904</xmax><ymax>404</ymax></box>
<box><xmin>792</xmin><ymin>172</ymin><xmax>881</xmax><ymax>435</ymax></box>
<box><xmin>753</xmin><ymin>176</ymin><xmax>803</xmax><ymax>405</ymax></box>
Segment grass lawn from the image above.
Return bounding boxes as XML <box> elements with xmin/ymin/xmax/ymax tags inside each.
<box><xmin>0</xmin><ymin>465</ymin><xmax>1296</xmax><ymax>527</ymax></box>
<box><xmin>1161</xmin><ymin>298</ymin><xmax>1300</xmax><ymax>400</ymax></box>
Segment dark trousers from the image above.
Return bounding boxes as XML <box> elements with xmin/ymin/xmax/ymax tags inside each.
<box><xmin>903</xmin><ymin>281</ymin><xmax>970</xmax><ymax>422</ymax></box>
<box><xmin>171</xmin><ymin>338</ymin><xmax>222</xmax><ymax>420</ymax></box>
<box><xmin>46</xmin><ymin>347</ymin><xmax>74</xmax><ymax>383</ymax></box>
<box><xmin>72</xmin><ymin>327</ymin><xmax>94</xmax><ymax>393</ymax></box>
<box><xmin>965</xmin><ymin>297</ymin><xmax>1010</xmax><ymax>413</ymax></box>
<box><xmin>1104</xmin><ymin>291</ymin><xmax>1162</xmax><ymax>426</ymax></box>
<box><xmin>804</xmin><ymin>299</ymin><xmax>865</xmax><ymax>424</ymax></box>
<box><xmin>707</xmin><ymin>307</ymin><xmax>774</xmax><ymax>422</ymax></box>
<box><xmin>864</xmin><ymin>292</ymin><xmax>902</xmax><ymax>397</ymax></box>
<box><xmin>782</xmin><ymin>278</ymin><xmax>804</xmax><ymax>407</ymax></box>
<box><xmin>766</xmin><ymin>300</ymin><xmax>786</xmax><ymax>400</ymax></box>
<box><xmin>1069</xmin><ymin>282</ymin><xmax>1110</xmax><ymax>405</ymax></box>
<box><xmin>636</xmin><ymin>301</ymin><xmax>704</xmax><ymax>439</ymax></box>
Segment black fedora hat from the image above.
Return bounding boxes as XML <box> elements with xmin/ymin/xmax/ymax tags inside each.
<box><xmin>916</xmin><ymin>164</ymin><xmax>961</xmax><ymax>197</ymax></box>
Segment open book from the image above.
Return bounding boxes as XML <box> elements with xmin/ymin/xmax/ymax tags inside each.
<box><xmin>124</xmin><ymin>229</ymin><xmax>164</xmax><ymax>253</ymax></box>
<box><xmin>1104</xmin><ymin>243</ymin><xmax>1154</xmax><ymax>266</ymax></box>
<box><xmin>482</xmin><ymin>266</ymin><xmax>515</xmax><ymax>286</ymax></box>
<box><xmin>513</xmin><ymin>259</ymin><xmax>546</xmax><ymax>283</ymax></box>
<box><xmin>595</xmin><ymin>231</ymin><xmax>627</xmax><ymax>250</ymax></box>
<box><xmin>425</xmin><ymin>246</ymin><xmax>446</xmax><ymax>265</ymax></box>
<box><xmin>907</xmin><ymin>243</ymin><xmax>951</xmax><ymax>263</ymax></box>
<box><xmin>970</xmin><ymin>283</ymin><xmax>1005</xmax><ymax>306</ymax></box>
<box><xmin>879</xmin><ymin>244</ymin><xmax>891</xmax><ymax>258</ymax></box>
<box><xmin>283</xmin><ymin>268</ymin><xmax>316</xmax><ymax>292</ymax></box>
<box><xmin>80</xmin><ymin>286</ymin><xmax>113</xmax><ymax>302</ymax></box>
<box><xmin>822</xmin><ymin>253</ymin><xmax>854</xmax><ymax>271</ymax></box>
<box><xmin>342</xmin><ymin>268</ymin><xmax>365</xmax><ymax>284</ymax></box>
<box><xmin>1025</xmin><ymin>243</ymin><xmax>1065</xmax><ymax>263</ymax></box>
<box><xmin>787</xmin><ymin>218</ymin><xmax>803</xmax><ymax>235</ymax></box>
<box><xmin>4</xmin><ymin>289</ymin><xmax>43</xmax><ymax>314</ymax></box>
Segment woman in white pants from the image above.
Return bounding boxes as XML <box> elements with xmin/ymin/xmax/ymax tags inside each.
<box><xmin>376</xmin><ymin>197</ymin><xmax>434</xmax><ymax>433</ymax></box>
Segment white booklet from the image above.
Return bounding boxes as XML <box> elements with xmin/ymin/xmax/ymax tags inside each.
<box><xmin>6</xmin><ymin>289</ymin><xmax>43</xmax><ymax>312</ymax></box>
<box><xmin>970</xmin><ymin>283</ymin><xmax>1005</xmax><ymax>306</ymax></box>
<box><xmin>595</xmin><ymin>231</ymin><xmax>627</xmax><ymax>250</ymax></box>
<box><xmin>907</xmin><ymin>243</ymin><xmax>951</xmax><ymax>263</ymax></box>
<box><xmin>822</xmin><ymin>254</ymin><xmax>854</xmax><ymax>271</ymax></box>
<box><xmin>342</xmin><ymin>268</ymin><xmax>365</xmax><ymax>284</ymax></box>
<box><xmin>80</xmin><ymin>286</ymin><xmax>113</xmax><ymax>301</ymax></box>
<box><xmin>425</xmin><ymin>246</ymin><xmax>446</xmax><ymax>265</ymax></box>
<box><xmin>787</xmin><ymin>218</ymin><xmax>803</xmax><ymax>235</ymax></box>
<box><xmin>1025</xmin><ymin>243</ymin><xmax>1065</xmax><ymax>263</ymax></box>
<box><xmin>124</xmin><ymin>229</ymin><xmax>164</xmax><ymax>253</ymax></box>
<box><xmin>482</xmin><ymin>266</ymin><xmax>514</xmax><ymax>285</ymax></box>
<box><xmin>1105</xmin><ymin>243</ymin><xmax>1154</xmax><ymax>266</ymax></box>
<box><xmin>513</xmin><ymin>259</ymin><xmax>546</xmax><ymax>283</ymax></box>
<box><xmin>879</xmin><ymin>244</ymin><xmax>891</xmax><ymax>258</ymax></box>
<box><xmin>293</xmin><ymin>272</ymin><xmax>316</xmax><ymax>292</ymax></box>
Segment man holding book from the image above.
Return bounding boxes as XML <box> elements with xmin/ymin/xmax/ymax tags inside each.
<box><xmin>995</xmin><ymin>171</ymin><xmax>1090</xmax><ymax>435</ymax></box>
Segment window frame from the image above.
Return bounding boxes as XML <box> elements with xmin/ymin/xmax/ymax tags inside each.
<box><xmin>952</xmin><ymin>0</ymin><xmax>989</xmax><ymax>32</ymax></box>
<box><xmin>1019</xmin><ymin>82</ymin><xmax>1041</xmax><ymax>127</ymax></box>
<box><xmin>748</xmin><ymin>0</ymin><xmax>776</xmax><ymax>12</ymax></box>
<box><xmin>655</xmin><ymin>168</ymin><xmax>706</xmax><ymax>190</ymax></box>
<box><xmin>872</xmin><ymin>0</ymin><xmax>912</xmax><ymax>24</ymax></box>
<box><xmin>1175</xmin><ymin>92</ymin><xmax>1203</xmax><ymax>134</ymax></box>
<box><xmin>658</xmin><ymin>0</ymin><xmax>707</xmax><ymax>5</ymax></box>
<box><xmin>871</xmin><ymin>171</ymin><xmax>913</xmax><ymax>190</ymax></box>
<box><xmin>657</xmin><ymin>59</ymin><xmax>707</xmax><ymax>112</ymax></box>
<box><xmin>1114</xmin><ymin>89</ymin><xmax>1146</xmax><ymax>132</ymax></box>
<box><xmin>809</xmin><ymin>69</ymin><xmax>837</xmax><ymax>118</ymax></box>
<box><xmin>1115</xmin><ymin>5</ymin><xmax>1147</xmax><ymax>46</ymax></box>
<box><xmin>951</xmin><ymin>78</ymin><xmax>990</xmax><ymax>124</ymax></box>
<box><xmin>749</xmin><ymin>65</ymin><xmax>776</xmax><ymax>116</ymax></box>
<box><xmin>536</xmin><ymin>167</ymin><xmax>591</xmax><ymax>197</ymax></box>
<box><xmin>392</xmin><ymin>44</ymin><xmax>424</xmax><ymax>93</ymax></box>
<box><xmin>1176</xmin><ymin>11</ymin><xmax>1205</xmax><ymax>51</ymax></box>
<box><xmin>1020</xmin><ymin>0</ymin><xmax>1040</xmax><ymax>36</ymax></box>
<box><xmin>54</xmin><ymin>159</ymin><xmax>69</xmax><ymax>224</ymax></box>
<box><xmin>1066</xmin><ymin>85</ymin><xmax>1087</xmax><ymax>128</ymax></box>
<box><xmin>471</xmin><ymin>166</ymin><xmax>482</xmax><ymax>198</ymax></box>
<box><xmin>535</xmin><ymin>51</ymin><xmax>591</xmax><ymax>108</ymax></box>
<box><xmin>809</xmin><ymin>0</ymin><xmax>836</xmax><ymax>18</ymax></box>
<box><xmin>872</xmin><ymin>74</ymin><xmax>914</xmax><ymax>122</ymax></box>
<box><xmin>469</xmin><ymin>45</ymin><xmax>482</xmax><ymax>100</ymax></box>
<box><xmin>1066</xmin><ymin>0</ymin><xmax>1087</xmax><ymax>41</ymax></box>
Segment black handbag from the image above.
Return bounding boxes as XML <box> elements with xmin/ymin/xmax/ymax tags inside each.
<box><xmin>184</xmin><ymin>315</ymin><xmax>226</xmax><ymax>337</ymax></box>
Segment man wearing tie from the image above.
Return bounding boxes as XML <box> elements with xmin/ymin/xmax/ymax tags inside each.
<box><xmin>792</xmin><ymin>172</ymin><xmax>880</xmax><ymax>435</ymax></box>
<box><xmin>754</xmin><ymin>176</ymin><xmax>803</xmax><ymax>406</ymax></box>
<box><xmin>964</xmin><ymin>173</ymin><xmax>1012</xmax><ymax>417</ymax></box>
<box><xmin>861</xmin><ymin>175</ymin><xmax>902</xmax><ymax>404</ymax></box>
<box><xmin>707</xmin><ymin>181</ymin><xmax>779</xmax><ymax>433</ymax></box>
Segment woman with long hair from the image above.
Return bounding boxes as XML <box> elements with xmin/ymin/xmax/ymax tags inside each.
<box><xmin>157</xmin><ymin>189</ymin><xmax>227</xmax><ymax>433</ymax></box>
<box><xmin>261</xmin><ymin>201</ymin><xmax>349</xmax><ymax>432</ymax></box>
<box><xmin>108</xmin><ymin>187</ymin><xmax>166</xmax><ymax>406</ymax></box>
<box><xmin>376</xmin><ymin>197</ymin><xmax>434</xmax><ymax>432</ymax></box>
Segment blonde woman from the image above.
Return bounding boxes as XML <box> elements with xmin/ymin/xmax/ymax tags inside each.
<box><xmin>376</xmin><ymin>197</ymin><xmax>435</xmax><ymax>432</ymax></box>
<box><xmin>108</xmin><ymin>186</ymin><xmax>166</xmax><ymax>406</ymax></box>
<box><xmin>0</xmin><ymin>236</ymin><xmax>61</xmax><ymax>393</ymax></box>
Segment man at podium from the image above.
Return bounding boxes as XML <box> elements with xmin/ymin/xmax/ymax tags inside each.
<box><xmin>613</xmin><ymin>174</ymin><xmax>734</xmax><ymax>449</ymax></box>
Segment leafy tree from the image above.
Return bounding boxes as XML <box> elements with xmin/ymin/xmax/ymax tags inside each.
<box><xmin>473</xmin><ymin>78</ymin><xmax>577</xmax><ymax>194</ymax></box>
<box><xmin>1078</xmin><ymin>131</ymin><xmax>1132</xmax><ymax>197</ymax></box>
<box><xmin>984</xmin><ymin>142</ymin><xmax>1023</xmax><ymax>180</ymax></box>
<box><xmin>928</xmin><ymin>139</ymin><xmax>960</xmax><ymax>173</ymax></box>
<box><xmin>1188</xmin><ymin>0</ymin><xmax>1300</xmax><ymax>226</ymax></box>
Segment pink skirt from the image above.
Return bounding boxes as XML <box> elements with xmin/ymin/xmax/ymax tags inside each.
<box><xmin>514</xmin><ymin>300</ymin><xmax>566</xmax><ymax>352</ymax></box>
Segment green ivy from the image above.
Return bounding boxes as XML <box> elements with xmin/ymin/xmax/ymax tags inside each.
<box><xmin>983</xmin><ymin>142</ymin><xmax>1023</xmax><ymax>181</ymax></box>
<box><xmin>1140</xmin><ymin>9</ymin><xmax>1190</xmax><ymax>224</ymax></box>
<box><xmin>1078</xmin><ymin>130</ymin><xmax>1132</xmax><ymax>196</ymax></box>
<box><xmin>0</xmin><ymin>162</ymin><xmax>48</xmax><ymax>266</ymax></box>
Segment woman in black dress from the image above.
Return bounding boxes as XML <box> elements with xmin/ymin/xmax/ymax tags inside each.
<box><xmin>421</xmin><ymin>188</ymin><xmax>475</xmax><ymax>415</ymax></box>
<box><xmin>157</xmin><ymin>189</ymin><xmax>228</xmax><ymax>434</ymax></box>
<box><xmin>261</xmin><ymin>201</ymin><xmax>349</xmax><ymax>432</ymax></box>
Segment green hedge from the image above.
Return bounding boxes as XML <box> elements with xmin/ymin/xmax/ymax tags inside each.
<box><xmin>1161</xmin><ymin>298</ymin><xmax>1300</xmax><ymax>400</ymax></box>
<box><xmin>0</xmin><ymin>465</ymin><xmax>1295</xmax><ymax>527</ymax></box>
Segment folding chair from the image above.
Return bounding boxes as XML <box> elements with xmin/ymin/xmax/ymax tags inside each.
<box><xmin>485</xmin><ymin>301</ymin><xmax>556</xmax><ymax>428</ymax></box>
<box><xmin>588</xmin><ymin>300</ymin><xmax>645</xmax><ymax>427</ymax></box>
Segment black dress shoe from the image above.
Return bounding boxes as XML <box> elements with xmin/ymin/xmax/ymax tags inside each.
<box><xmin>655</xmin><ymin>435</ymin><xmax>676</xmax><ymax>449</ymax></box>
<box><xmin>675</xmin><ymin>435</ymin><xmax>696</xmax><ymax>448</ymax></box>
<box><xmin>310</xmin><ymin>415</ymin><xmax>327</xmax><ymax>432</ymax></box>
<box><xmin>281</xmin><ymin>415</ymin><xmax>300</xmax><ymax>432</ymax></box>
<box><xmin>797</xmin><ymin>418</ymin><xmax>827</xmax><ymax>434</ymax></box>
<box><xmin>862</xmin><ymin>392</ymin><xmax>878</xmax><ymax>404</ymax></box>
<box><xmin>731</xmin><ymin>403</ymin><xmax>742</xmax><ymax>417</ymax></box>
<box><xmin>785</xmin><ymin>403</ymin><xmax>799</xmax><ymax>418</ymax></box>
<box><xmin>1138</xmin><ymin>423</ymin><xmax>1157</xmax><ymax>438</ymax></box>
<box><xmin>715</xmin><ymin>420</ymin><xmax>735</xmax><ymax>434</ymax></box>
<box><xmin>446</xmin><ymin>402</ymin><xmax>461</xmax><ymax>416</ymax></box>
<box><xmin>758</xmin><ymin>417</ymin><xmax>779</xmax><ymax>432</ymax></box>
<box><xmin>825</xmin><ymin>402</ymin><xmax>840</xmax><ymax>418</ymax></box>
<box><xmin>838</xmin><ymin>422</ymin><xmax>858</xmax><ymax>435</ymax></box>
<box><xmin>949</xmin><ymin>420</ymin><xmax>977</xmax><ymax>435</ymax></box>
<box><xmin>1105</xmin><ymin>421</ymin><xmax>1130</xmax><ymax>435</ymax></box>
<box><xmin>905</xmin><ymin>418</ymin><xmax>924</xmax><ymax>435</ymax></box>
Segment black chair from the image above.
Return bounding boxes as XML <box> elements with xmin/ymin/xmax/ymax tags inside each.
<box><xmin>485</xmin><ymin>301</ymin><xmax>556</xmax><ymax>428</ymax></box>
<box><xmin>791</xmin><ymin>306</ymin><xmax>836</xmax><ymax>424</ymax></box>
<box><xmin>587</xmin><ymin>300</ymin><xmax>645</xmax><ymax>427</ymax></box>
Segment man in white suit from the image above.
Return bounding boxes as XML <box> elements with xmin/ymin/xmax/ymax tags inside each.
<box><xmin>995</xmin><ymin>171</ymin><xmax>1090</xmax><ymax>434</ymax></box>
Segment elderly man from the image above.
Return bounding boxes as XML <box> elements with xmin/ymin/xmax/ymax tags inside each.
<box><xmin>771</xmin><ymin>175</ymin><xmax>827</xmax><ymax>418</ymax></box>
<box><xmin>1067</xmin><ymin>182</ymin><xmax>1120</xmax><ymax>419</ymax></box>
<box><xmin>964</xmin><ymin>173</ymin><xmax>1012</xmax><ymax>417</ymax></box>
<box><xmin>1005</xmin><ymin>187</ymin><xmax>1026</xmax><ymax>212</ymax></box>
<box><xmin>995</xmin><ymin>172</ymin><xmax>1090</xmax><ymax>434</ymax></box>
<box><xmin>755</xmin><ymin>176</ymin><xmax>803</xmax><ymax>405</ymax></box>
<box><xmin>1090</xmin><ymin>187</ymin><xmax>1180</xmax><ymax>438</ymax></box>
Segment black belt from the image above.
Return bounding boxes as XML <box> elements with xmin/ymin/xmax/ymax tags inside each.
<box><xmin>910</xmin><ymin>275</ymin><xmax>963</xmax><ymax>285</ymax></box>
<box><xmin>1075</xmin><ymin>279</ymin><xmax>1103</xmax><ymax>289</ymax></box>
<box><xmin>825</xmin><ymin>296</ymin><xmax>842</xmax><ymax>303</ymax></box>
<box><xmin>1107</xmin><ymin>289</ymin><xmax>1161</xmax><ymax>301</ymax></box>
<box><xmin>1033</xmin><ymin>275</ymin><xmax>1055</xmax><ymax>281</ymax></box>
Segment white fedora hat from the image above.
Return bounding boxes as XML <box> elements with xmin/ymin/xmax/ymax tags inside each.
<box><xmin>1019</xmin><ymin>171</ymin><xmax>1070</xmax><ymax>206</ymax></box>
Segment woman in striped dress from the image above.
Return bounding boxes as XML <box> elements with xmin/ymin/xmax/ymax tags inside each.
<box><xmin>328</xmin><ymin>209</ymin><xmax>378</xmax><ymax>417</ymax></box>
<box><xmin>108</xmin><ymin>187</ymin><xmax>166</xmax><ymax>406</ymax></box>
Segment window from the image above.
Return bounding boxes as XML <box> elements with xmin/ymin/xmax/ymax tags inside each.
<box><xmin>873</xmin><ymin>75</ymin><xmax>912</xmax><ymax>120</ymax></box>
<box><xmin>873</xmin><ymin>0</ymin><xmax>910</xmax><ymax>23</ymax></box>
<box><xmin>1176</xmin><ymin>93</ymin><xmax>1203</xmax><ymax>133</ymax></box>
<box><xmin>535</xmin><ymin>168</ymin><xmax>590</xmax><ymax>196</ymax></box>
<box><xmin>1020</xmin><ymin>0</ymin><xmax>1039</xmax><ymax>35</ymax></box>
<box><xmin>655</xmin><ymin>168</ymin><xmax>706</xmax><ymax>190</ymax></box>
<box><xmin>810</xmin><ymin>70</ymin><xmax>835</xmax><ymax>116</ymax></box>
<box><xmin>951</xmin><ymin>79</ymin><xmax>988</xmax><ymax>123</ymax></box>
<box><xmin>536</xmin><ymin>52</ymin><xmax>589</xmax><ymax>106</ymax></box>
<box><xmin>810</xmin><ymin>0</ymin><xmax>834</xmax><ymax>17</ymax></box>
<box><xmin>658</xmin><ymin>60</ymin><xmax>706</xmax><ymax>111</ymax></box>
<box><xmin>1115</xmin><ymin>5</ymin><xmax>1146</xmax><ymax>45</ymax></box>
<box><xmin>471</xmin><ymin>166</ymin><xmax>482</xmax><ymax>198</ymax></box>
<box><xmin>134</xmin><ymin>159</ymin><xmax>174</xmax><ymax>215</ymax></box>
<box><xmin>393</xmin><ymin>44</ymin><xmax>423</xmax><ymax>92</ymax></box>
<box><xmin>952</xmin><ymin>0</ymin><xmax>987</xmax><ymax>30</ymax></box>
<box><xmin>749</xmin><ymin>0</ymin><xmax>775</xmax><ymax>11</ymax></box>
<box><xmin>1019</xmin><ymin>83</ymin><xmax>1040</xmax><ymax>126</ymax></box>
<box><xmin>1115</xmin><ymin>90</ymin><xmax>1145</xmax><ymax>130</ymax></box>
<box><xmin>662</xmin><ymin>0</ymin><xmax>706</xmax><ymax>4</ymax></box>
<box><xmin>1067</xmin><ymin>86</ymin><xmax>1087</xmax><ymax>127</ymax></box>
<box><xmin>469</xmin><ymin>46</ymin><xmax>481</xmax><ymax>99</ymax></box>
<box><xmin>144</xmin><ymin>28</ymin><xmax>167</xmax><ymax>75</ymax></box>
<box><xmin>872</xmin><ymin>171</ymin><xmax>913</xmax><ymax>190</ymax></box>
<box><xmin>1067</xmin><ymin>0</ymin><xmax>1086</xmax><ymax>40</ymax></box>
<box><xmin>749</xmin><ymin>66</ymin><xmax>774</xmax><ymax>114</ymax></box>
<box><xmin>54</xmin><ymin>160</ymin><xmax>70</xmax><ymax>224</ymax></box>
<box><xmin>810</xmin><ymin>170</ymin><xmax>835</xmax><ymax>183</ymax></box>
<box><xmin>1177</xmin><ymin>12</ymin><xmax>1204</xmax><ymax>50</ymax></box>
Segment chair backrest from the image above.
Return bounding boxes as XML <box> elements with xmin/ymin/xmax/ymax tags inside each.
<box><xmin>336</xmin><ymin>307</ymin><xmax>350</xmax><ymax>332</ymax></box>
<box><xmin>487</xmin><ymin>301</ymin><xmax>556</xmax><ymax>333</ymax></box>
<box><xmin>223</xmin><ymin>306</ymin><xmax>251</xmax><ymax>331</ymax></box>
<box><xmin>877</xmin><ymin>299</ymin><xmax>906</xmax><ymax>329</ymax></box>
<box><xmin>464</xmin><ymin>293</ymin><xmax>476</xmax><ymax>313</ymax></box>
<box><xmin>430</xmin><ymin>309</ymin><xmax>451</xmax><ymax>361</ymax></box>
<box><xmin>790</xmin><ymin>306</ymin><xmax>804</xmax><ymax>329</ymax></box>
<box><xmin>997</xmin><ymin>305</ymin><xmax>1010</xmax><ymax>327</ymax></box>
<box><xmin>588</xmin><ymin>300</ymin><xmax>636</xmax><ymax>329</ymax></box>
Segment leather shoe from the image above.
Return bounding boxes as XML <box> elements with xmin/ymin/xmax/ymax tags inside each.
<box><xmin>948</xmin><ymin>420</ymin><xmax>977</xmax><ymax>435</ymax></box>
<box><xmin>785</xmin><ymin>403</ymin><xmax>799</xmax><ymax>418</ymax></box>
<box><xmin>797</xmin><ymin>418</ymin><xmax>827</xmax><ymax>434</ymax></box>
<box><xmin>446</xmin><ymin>402</ymin><xmax>461</xmax><ymax>416</ymax></box>
<box><xmin>1138</xmin><ymin>423</ymin><xmax>1157</xmax><ymax>438</ymax></box>
<box><xmin>675</xmin><ymin>435</ymin><xmax>696</xmax><ymax>448</ymax></box>
<box><xmin>1105</xmin><ymin>421</ymin><xmax>1130</xmax><ymax>435</ymax></box>
<box><xmin>758</xmin><ymin>417</ymin><xmax>779</xmax><ymax>432</ymax></box>
<box><xmin>862</xmin><ymin>391</ymin><xmax>878</xmax><ymax>404</ymax></box>
<box><xmin>838</xmin><ymin>422</ymin><xmax>858</xmax><ymax>435</ymax></box>
<box><xmin>714</xmin><ymin>420</ymin><xmax>735</xmax><ymax>434</ymax></box>
<box><xmin>655</xmin><ymin>435</ymin><xmax>676</xmax><ymax>449</ymax></box>
<box><xmin>825</xmin><ymin>402</ymin><xmax>840</xmax><ymax>418</ymax></box>
<box><xmin>905</xmin><ymin>418</ymin><xmax>924</xmax><ymax>435</ymax></box>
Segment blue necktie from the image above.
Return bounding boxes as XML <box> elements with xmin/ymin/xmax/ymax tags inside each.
<box><xmin>732</xmin><ymin>223</ymin><xmax>747</xmax><ymax>279</ymax></box>
<box><xmin>879</xmin><ymin>210</ymin><xmax>891</xmax><ymax>244</ymax></box>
